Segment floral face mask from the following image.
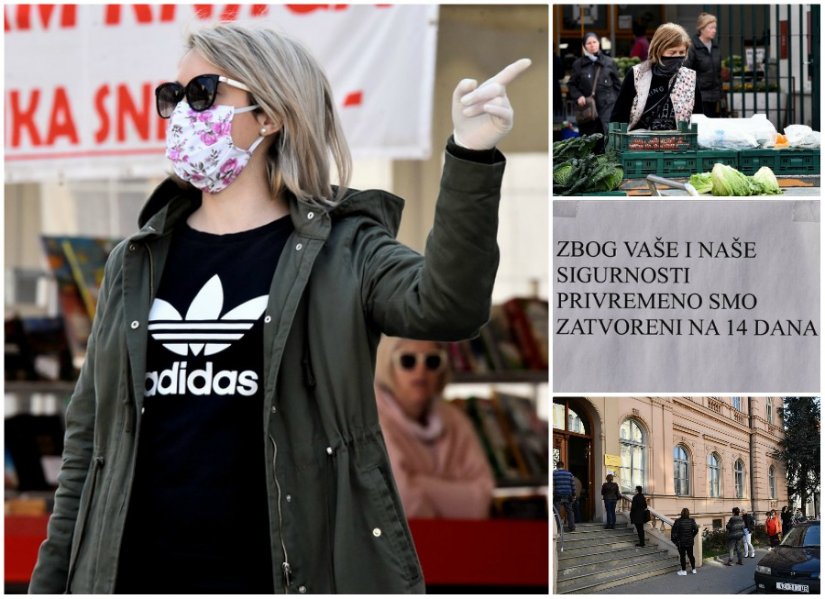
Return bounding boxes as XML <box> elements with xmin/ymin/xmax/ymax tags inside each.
<box><xmin>165</xmin><ymin>101</ymin><xmax>265</xmax><ymax>194</ymax></box>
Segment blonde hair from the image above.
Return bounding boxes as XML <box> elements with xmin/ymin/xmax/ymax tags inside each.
<box><xmin>187</xmin><ymin>23</ymin><xmax>351</xmax><ymax>206</ymax></box>
<box><xmin>374</xmin><ymin>336</ymin><xmax>451</xmax><ymax>398</ymax></box>
<box><xmin>648</xmin><ymin>23</ymin><xmax>692</xmax><ymax>65</ymax></box>
<box><xmin>696</xmin><ymin>12</ymin><xmax>717</xmax><ymax>33</ymax></box>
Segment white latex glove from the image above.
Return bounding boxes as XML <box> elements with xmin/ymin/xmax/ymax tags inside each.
<box><xmin>452</xmin><ymin>58</ymin><xmax>532</xmax><ymax>150</ymax></box>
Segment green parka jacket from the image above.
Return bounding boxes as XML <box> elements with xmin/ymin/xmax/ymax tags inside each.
<box><xmin>28</xmin><ymin>148</ymin><xmax>505</xmax><ymax>594</ymax></box>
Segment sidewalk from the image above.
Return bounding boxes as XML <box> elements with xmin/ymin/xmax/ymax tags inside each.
<box><xmin>602</xmin><ymin>548</ymin><xmax>768</xmax><ymax>594</ymax></box>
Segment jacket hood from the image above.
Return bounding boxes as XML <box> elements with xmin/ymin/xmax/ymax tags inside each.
<box><xmin>137</xmin><ymin>177</ymin><xmax>405</xmax><ymax>239</ymax></box>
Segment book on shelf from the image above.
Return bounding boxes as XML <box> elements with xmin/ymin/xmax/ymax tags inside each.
<box><xmin>454</xmin><ymin>394</ymin><xmax>548</xmax><ymax>487</ymax></box>
<box><xmin>41</xmin><ymin>236</ymin><xmax>118</xmax><ymax>368</ymax></box>
<box><xmin>445</xmin><ymin>297</ymin><xmax>547</xmax><ymax>375</ymax></box>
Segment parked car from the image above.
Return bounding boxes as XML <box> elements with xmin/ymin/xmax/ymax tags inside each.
<box><xmin>754</xmin><ymin>519</ymin><xmax>820</xmax><ymax>594</ymax></box>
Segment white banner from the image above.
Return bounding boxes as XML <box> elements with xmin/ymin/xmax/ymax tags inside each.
<box><xmin>4</xmin><ymin>4</ymin><xmax>439</xmax><ymax>183</ymax></box>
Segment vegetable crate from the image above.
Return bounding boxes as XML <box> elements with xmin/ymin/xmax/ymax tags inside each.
<box><xmin>738</xmin><ymin>148</ymin><xmax>820</xmax><ymax>176</ymax></box>
<box><xmin>607</xmin><ymin>122</ymin><xmax>699</xmax><ymax>153</ymax></box>
<box><xmin>697</xmin><ymin>150</ymin><xmax>738</xmax><ymax>172</ymax></box>
<box><xmin>620</xmin><ymin>151</ymin><xmax>699</xmax><ymax>179</ymax></box>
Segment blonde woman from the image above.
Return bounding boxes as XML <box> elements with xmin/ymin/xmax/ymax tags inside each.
<box><xmin>374</xmin><ymin>337</ymin><xmax>494</xmax><ymax>520</ymax></box>
<box><xmin>610</xmin><ymin>23</ymin><xmax>697</xmax><ymax>131</ymax></box>
<box><xmin>28</xmin><ymin>23</ymin><xmax>529</xmax><ymax>594</ymax></box>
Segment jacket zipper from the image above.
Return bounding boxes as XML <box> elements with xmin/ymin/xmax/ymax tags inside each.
<box><xmin>146</xmin><ymin>244</ymin><xmax>156</xmax><ymax>301</ymax></box>
<box><xmin>268</xmin><ymin>434</ymin><xmax>291</xmax><ymax>592</ymax></box>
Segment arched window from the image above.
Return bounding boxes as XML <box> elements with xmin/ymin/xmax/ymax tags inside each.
<box><xmin>674</xmin><ymin>445</ymin><xmax>691</xmax><ymax>496</ymax></box>
<box><xmin>734</xmin><ymin>459</ymin><xmax>745</xmax><ymax>498</ymax></box>
<box><xmin>553</xmin><ymin>400</ymin><xmax>588</xmax><ymax>435</ymax></box>
<box><xmin>620</xmin><ymin>419</ymin><xmax>646</xmax><ymax>492</ymax></box>
<box><xmin>766</xmin><ymin>399</ymin><xmax>774</xmax><ymax>425</ymax></box>
<box><xmin>708</xmin><ymin>453</ymin><xmax>721</xmax><ymax>497</ymax></box>
<box><xmin>732</xmin><ymin>396</ymin><xmax>742</xmax><ymax>412</ymax></box>
<box><xmin>769</xmin><ymin>465</ymin><xmax>777</xmax><ymax>498</ymax></box>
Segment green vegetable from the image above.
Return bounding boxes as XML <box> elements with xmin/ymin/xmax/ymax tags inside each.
<box><xmin>689</xmin><ymin>172</ymin><xmax>713</xmax><ymax>194</ymax></box>
<box><xmin>553</xmin><ymin>134</ymin><xmax>603</xmax><ymax>160</ymax></box>
<box><xmin>554</xmin><ymin>164</ymin><xmax>574</xmax><ymax>185</ymax></box>
<box><xmin>751</xmin><ymin>166</ymin><xmax>782</xmax><ymax>195</ymax></box>
<box><xmin>711</xmin><ymin>163</ymin><xmax>755</xmax><ymax>196</ymax></box>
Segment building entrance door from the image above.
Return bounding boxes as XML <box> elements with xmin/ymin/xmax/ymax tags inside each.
<box><xmin>553</xmin><ymin>398</ymin><xmax>595</xmax><ymax>521</ymax></box>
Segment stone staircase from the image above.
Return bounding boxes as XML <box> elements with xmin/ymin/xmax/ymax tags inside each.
<box><xmin>556</xmin><ymin>522</ymin><xmax>682</xmax><ymax>593</ymax></box>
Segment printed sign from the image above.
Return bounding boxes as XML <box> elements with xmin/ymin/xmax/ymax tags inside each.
<box><xmin>5</xmin><ymin>4</ymin><xmax>439</xmax><ymax>182</ymax></box>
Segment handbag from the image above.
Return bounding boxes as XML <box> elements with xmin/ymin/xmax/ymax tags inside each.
<box><xmin>574</xmin><ymin>64</ymin><xmax>602</xmax><ymax>124</ymax></box>
<box><xmin>644</xmin><ymin>509</ymin><xmax>651</xmax><ymax>523</ymax></box>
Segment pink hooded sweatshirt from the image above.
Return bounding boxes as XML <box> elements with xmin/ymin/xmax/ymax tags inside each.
<box><xmin>375</xmin><ymin>387</ymin><xmax>494</xmax><ymax>519</ymax></box>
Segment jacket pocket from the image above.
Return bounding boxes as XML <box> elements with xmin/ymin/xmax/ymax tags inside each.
<box><xmin>65</xmin><ymin>455</ymin><xmax>104</xmax><ymax>592</ymax></box>
<box><xmin>363</xmin><ymin>465</ymin><xmax>421</xmax><ymax>583</ymax></box>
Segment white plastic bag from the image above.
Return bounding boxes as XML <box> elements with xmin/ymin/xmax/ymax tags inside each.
<box><xmin>691</xmin><ymin>114</ymin><xmax>775</xmax><ymax>149</ymax></box>
<box><xmin>784</xmin><ymin>124</ymin><xmax>821</xmax><ymax>148</ymax></box>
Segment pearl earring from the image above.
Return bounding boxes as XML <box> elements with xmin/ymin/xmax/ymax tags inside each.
<box><xmin>260</xmin><ymin>127</ymin><xmax>267</xmax><ymax>136</ymax></box>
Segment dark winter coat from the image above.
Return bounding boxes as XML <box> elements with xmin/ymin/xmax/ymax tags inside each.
<box><xmin>630</xmin><ymin>493</ymin><xmax>648</xmax><ymax>525</ymax></box>
<box><xmin>27</xmin><ymin>148</ymin><xmax>505</xmax><ymax>594</ymax></box>
<box><xmin>744</xmin><ymin>513</ymin><xmax>756</xmax><ymax>532</ymax></box>
<box><xmin>671</xmin><ymin>516</ymin><xmax>699</xmax><ymax>547</ymax></box>
<box><xmin>567</xmin><ymin>53</ymin><xmax>622</xmax><ymax>133</ymax></box>
<box><xmin>601</xmin><ymin>481</ymin><xmax>620</xmax><ymax>501</ymax></box>
<box><xmin>684</xmin><ymin>33</ymin><xmax>722</xmax><ymax>104</ymax></box>
<box><xmin>727</xmin><ymin>515</ymin><xmax>746</xmax><ymax>540</ymax></box>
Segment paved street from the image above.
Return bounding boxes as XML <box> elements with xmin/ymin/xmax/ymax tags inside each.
<box><xmin>602</xmin><ymin>548</ymin><xmax>769</xmax><ymax>594</ymax></box>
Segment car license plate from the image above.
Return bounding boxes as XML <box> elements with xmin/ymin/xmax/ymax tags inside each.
<box><xmin>777</xmin><ymin>582</ymin><xmax>809</xmax><ymax>593</ymax></box>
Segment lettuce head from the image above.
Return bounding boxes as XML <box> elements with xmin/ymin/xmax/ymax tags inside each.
<box><xmin>711</xmin><ymin>163</ymin><xmax>755</xmax><ymax>196</ymax></box>
<box><xmin>751</xmin><ymin>166</ymin><xmax>782</xmax><ymax>195</ymax></box>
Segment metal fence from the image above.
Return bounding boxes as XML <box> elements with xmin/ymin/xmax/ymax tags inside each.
<box><xmin>709</xmin><ymin>4</ymin><xmax>820</xmax><ymax>130</ymax></box>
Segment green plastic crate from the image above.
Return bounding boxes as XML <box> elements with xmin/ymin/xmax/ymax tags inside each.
<box><xmin>737</xmin><ymin>150</ymin><xmax>780</xmax><ymax>175</ymax></box>
<box><xmin>608</xmin><ymin>122</ymin><xmax>698</xmax><ymax>153</ymax></box>
<box><xmin>620</xmin><ymin>151</ymin><xmax>698</xmax><ymax>179</ymax></box>
<box><xmin>777</xmin><ymin>148</ymin><xmax>820</xmax><ymax>175</ymax></box>
<box><xmin>571</xmin><ymin>191</ymin><xmax>627</xmax><ymax>196</ymax></box>
<box><xmin>697</xmin><ymin>150</ymin><xmax>738</xmax><ymax>172</ymax></box>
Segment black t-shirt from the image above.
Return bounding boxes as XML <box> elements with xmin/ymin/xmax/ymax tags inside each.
<box><xmin>116</xmin><ymin>215</ymin><xmax>293</xmax><ymax>594</ymax></box>
<box><xmin>637</xmin><ymin>74</ymin><xmax>677</xmax><ymax>131</ymax></box>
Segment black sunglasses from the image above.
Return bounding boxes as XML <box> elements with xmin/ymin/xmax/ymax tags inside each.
<box><xmin>393</xmin><ymin>350</ymin><xmax>447</xmax><ymax>372</ymax></box>
<box><xmin>155</xmin><ymin>74</ymin><xmax>252</xmax><ymax>119</ymax></box>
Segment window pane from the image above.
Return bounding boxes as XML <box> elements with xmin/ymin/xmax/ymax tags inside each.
<box><xmin>803</xmin><ymin>525</ymin><xmax>820</xmax><ymax>547</ymax></box>
<box><xmin>553</xmin><ymin>403</ymin><xmax>565</xmax><ymax>430</ymax></box>
<box><xmin>568</xmin><ymin>408</ymin><xmax>585</xmax><ymax>434</ymax></box>
<box><xmin>632</xmin><ymin>422</ymin><xmax>643</xmax><ymax>443</ymax></box>
<box><xmin>620</xmin><ymin>420</ymin><xmax>631</xmax><ymax>440</ymax></box>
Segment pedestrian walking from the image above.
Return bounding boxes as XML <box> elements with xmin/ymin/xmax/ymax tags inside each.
<box><xmin>794</xmin><ymin>508</ymin><xmax>807</xmax><ymax>526</ymax></box>
<box><xmin>567</xmin><ymin>32</ymin><xmax>622</xmax><ymax>154</ymax></box>
<box><xmin>601</xmin><ymin>473</ymin><xmax>620</xmax><ymax>529</ymax></box>
<box><xmin>683</xmin><ymin>12</ymin><xmax>722</xmax><ymax>117</ymax></box>
<box><xmin>630</xmin><ymin>485</ymin><xmax>648</xmax><ymax>547</ymax></box>
<box><xmin>553</xmin><ymin>461</ymin><xmax>577</xmax><ymax>532</ymax></box>
<box><xmin>671</xmin><ymin>507</ymin><xmax>699</xmax><ymax>575</ymax></box>
<box><xmin>742</xmin><ymin>509</ymin><xmax>756</xmax><ymax>558</ymax></box>
<box><xmin>725</xmin><ymin>507</ymin><xmax>745</xmax><ymax>566</ymax></box>
<box><xmin>767</xmin><ymin>510</ymin><xmax>783</xmax><ymax>549</ymax></box>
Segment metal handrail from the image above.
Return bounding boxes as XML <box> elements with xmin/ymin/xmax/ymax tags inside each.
<box><xmin>553</xmin><ymin>504</ymin><xmax>565</xmax><ymax>552</ymax></box>
<box><xmin>645</xmin><ymin>174</ymin><xmax>700</xmax><ymax>196</ymax></box>
<box><xmin>621</xmin><ymin>493</ymin><xmax>678</xmax><ymax>549</ymax></box>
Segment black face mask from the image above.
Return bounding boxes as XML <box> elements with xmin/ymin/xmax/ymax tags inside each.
<box><xmin>653</xmin><ymin>56</ymin><xmax>684</xmax><ymax>77</ymax></box>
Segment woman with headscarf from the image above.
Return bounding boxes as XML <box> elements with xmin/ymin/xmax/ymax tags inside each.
<box><xmin>610</xmin><ymin>23</ymin><xmax>697</xmax><ymax>131</ymax></box>
<box><xmin>567</xmin><ymin>32</ymin><xmax>622</xmax><ymax>153</ymax></box>
<box><xmin>684</xmin><ymin>12</ymin><xmax>722</xmax><ymax>117</ymax></box>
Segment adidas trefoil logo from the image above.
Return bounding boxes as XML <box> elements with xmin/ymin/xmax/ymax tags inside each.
<box><xmin>148</xmin><ymin>274</ymin><xmax>268</xmax><ymax>357</ymax></box>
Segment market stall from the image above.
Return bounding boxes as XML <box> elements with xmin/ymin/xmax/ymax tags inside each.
<box><xmin>552</xmin><ymin>116</ymin><xmax>821</xmax><ymax>197</ymax></box>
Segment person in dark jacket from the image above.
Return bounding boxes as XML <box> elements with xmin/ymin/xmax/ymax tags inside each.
<box><xmin>726</xmin><ymin>507</ymin><xmax>746</xmax><ymax>566</ymax></box>
<box><xmin>684</xmin><ymin>12</ymin><xmax>722</xmax><ymax>117</ymax></box>
<box><xmin>742</xmin><ymin>509</ymin><xmax>756</xmax><ymax>558</ymax></box>
<box><xmin>630</xmin><ymin>485</ymin><xmax>648</xmax><ymax>547</ymax></box>
<box><xmin>553</xmin><ymin>461</ymin><xmax>577</xmax><ymax>532</ymax></box>
<box><xmin>567</xmin><ymin>32</ymin><xmax>622</xmax><ymax>153</ymax></box>
<box><xmin>671</xmin><ymin>507</ymin><xmax>699</xmax><ymax>575</ymax></box>
<box><xmin>26</xmin><ymin>23</ymin><xmax>530</xmax><ymax>595</ymax></box>
<box><xmin>601</xmin><ymin>473</ymin><xmax>620</xmax><ymax>529</ymax></box>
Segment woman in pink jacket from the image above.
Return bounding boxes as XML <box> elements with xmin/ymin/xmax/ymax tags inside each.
<box><xmin>374</xmin><ymin>337</ymin><xmax>494</xmax><ymax>519</ymax></box>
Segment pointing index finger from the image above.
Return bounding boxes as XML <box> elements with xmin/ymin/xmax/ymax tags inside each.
<box><xmin>484</xmin><ymin>58</ymin><xmax>532</xmax><ymax>87</ymax></box>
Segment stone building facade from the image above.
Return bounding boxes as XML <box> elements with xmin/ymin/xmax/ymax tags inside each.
<box><xmin>553</xmin><ymin>397</ymin><xmax>788</xmax><ymax>530</ymax></box>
